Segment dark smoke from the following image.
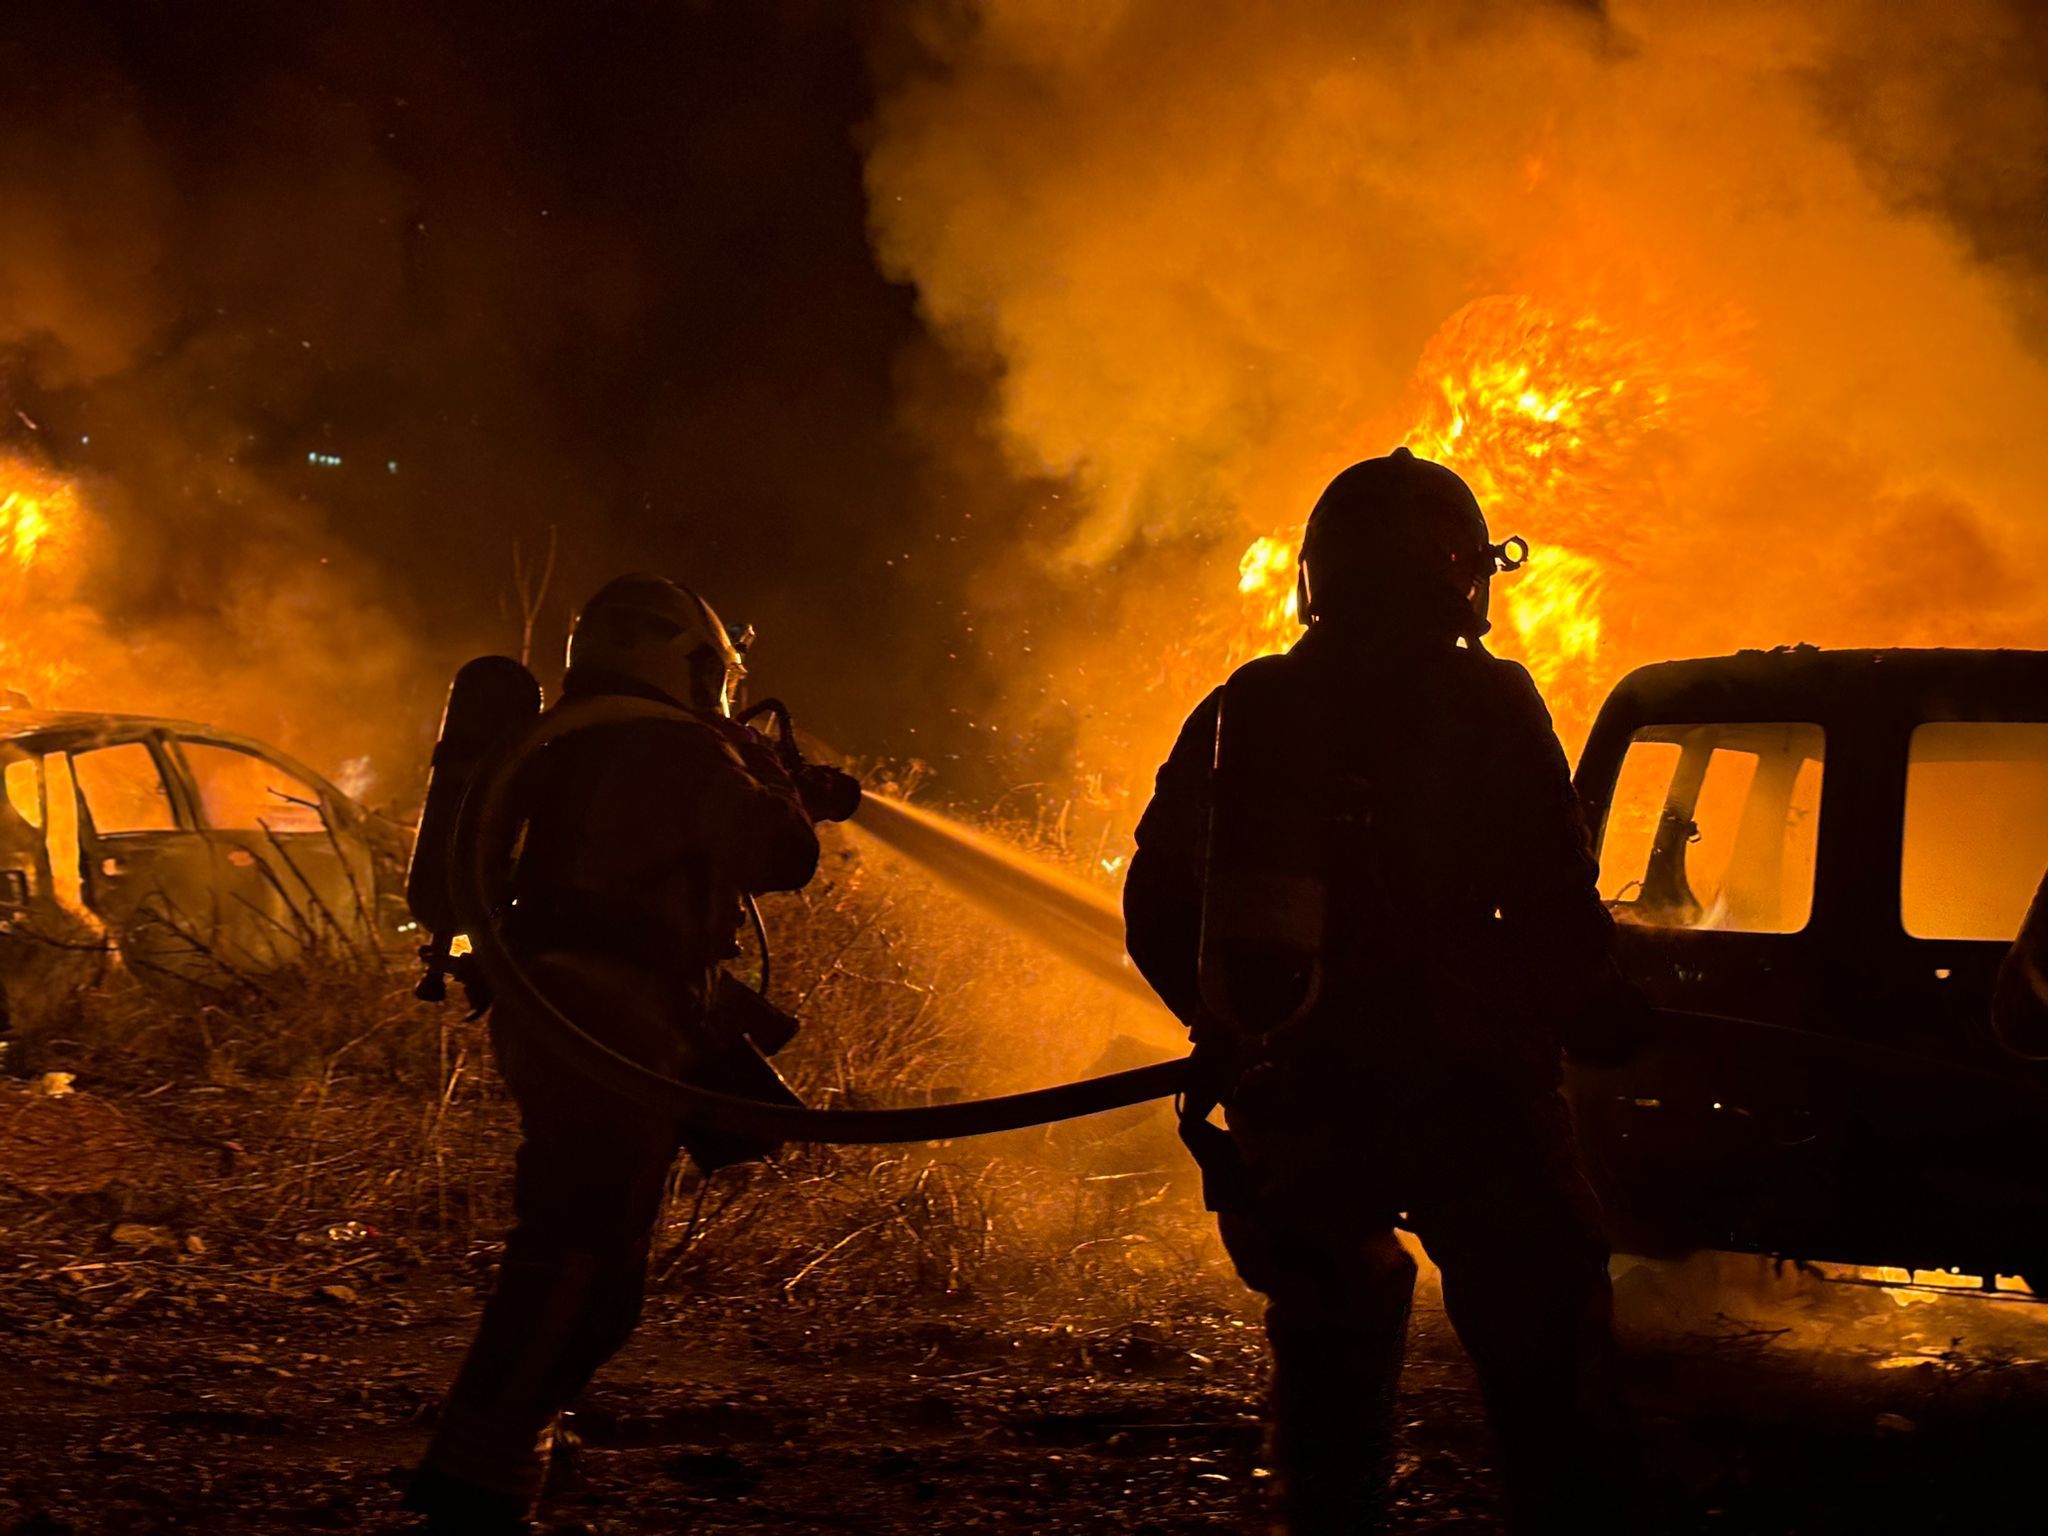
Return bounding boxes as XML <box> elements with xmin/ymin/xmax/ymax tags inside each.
<box><xmin>0</xmin><ymin>1</ymin><xmax>1026</xmax><ymax>800</ymax></box>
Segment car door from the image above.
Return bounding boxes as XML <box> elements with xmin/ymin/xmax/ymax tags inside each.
<box><xmin>0</xmin><ymin>748</ymin><xmax>65</xmax><ymax>931</ymax></box>
<box><xmin>1864</xmin><ymin>717</ymin><xmax>2048</xmax><ymax>1274</ymax></box>
<box><xmin>167</xmin><ymin>735</ymin><xmax>377</xmax><ymax>970</ymax></box>
<box><xmin>65</xmin><ymin>734</ymin><xmax>222</xmax><ymax>985</ymax></box>
<box><xmin>0</xmin><ymin>745</ymin><xmax>106</xmax><ymax>1021</ymax></box>
<box><xmin>1567</xmin><ymin>719</ymin><xmax>1844</xmax><ymax>1258</ymax></box>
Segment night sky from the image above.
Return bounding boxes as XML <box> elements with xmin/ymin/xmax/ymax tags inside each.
<box><xmin>0</xmin><ymin>1</ymin><xmax>1040</xmax><ymax>794</ymax></box>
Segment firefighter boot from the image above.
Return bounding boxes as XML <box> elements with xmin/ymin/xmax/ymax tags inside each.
<box><xmin>1265</xmin><ymin>1237</ymin><xmax>1417</xmax><ymax>1535</ymax></box>
<box><xmin>406</xmin><ymin>1253</ymin><xmax>602</xmax><ymax>1532</ymax></box>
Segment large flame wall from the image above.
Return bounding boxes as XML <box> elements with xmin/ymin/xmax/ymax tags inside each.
<box><xmin>867</xmin><ymin>0</ymin><xmax>2048</xmax><ymax>782</ymax></box>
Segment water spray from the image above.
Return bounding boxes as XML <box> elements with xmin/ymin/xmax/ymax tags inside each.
<box><xmin>413</xmin><ymin>661</ymin><xmax>1189</xmax><ymax>1144</ymax></box>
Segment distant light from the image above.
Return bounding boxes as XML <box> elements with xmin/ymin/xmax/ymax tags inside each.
<box><xmin>306</xmin><ymin>451</ymin><xmax>343</xmax><ymax>468</ymax></box>
<box><xmin>386</xmin><ymin>460</ymin><xmax>398</xmax><ymax>474</ymax></box>
<box><xmin>79</xmin><ymin>435</ymin><xmax>90</xmax><ymax>445</ymax></box>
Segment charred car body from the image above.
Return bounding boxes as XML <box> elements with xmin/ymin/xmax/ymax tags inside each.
<box><xmin>1570</xmin><ymin>646</ymin><xmax>2048</xmax><ymax>1287</ymax></box>
<box><xmin>0</xmin><ymin>711</ymin><xmax>407</xmax><ymax>1021</ymax></box>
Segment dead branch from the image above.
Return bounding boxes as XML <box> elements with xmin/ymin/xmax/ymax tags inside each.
<box><xmin>510</xmin><ymin>525</ymin><xmax>560</xmax><ymax>668</ymax></box>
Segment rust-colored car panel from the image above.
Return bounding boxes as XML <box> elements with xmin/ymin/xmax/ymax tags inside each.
<box><xmin>0</xmin><ymin>710</ymin><xmax>405</xmax><ymax>1023</ymax></box>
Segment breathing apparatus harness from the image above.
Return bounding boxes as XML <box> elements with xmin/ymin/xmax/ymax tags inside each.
<box><xmin>1173</xmin><ymin>656</ymin><xmax>1340</xmax><ymax>1208</ymax></box>
<box><xmin>408</xmin><ymin>656</ymin><xmax>1190</xmax><ymax>1146</ymax></box>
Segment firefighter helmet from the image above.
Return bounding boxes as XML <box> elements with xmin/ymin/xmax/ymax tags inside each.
<box><xmin>565</xmin><ymin>573</ymin><xmax>751</xmax><ymax>716</ymax></box>
<box><xmin>1295</xmin><ymin>447</ymin><xmax>1525</xmax><ymax>639</ymax></box>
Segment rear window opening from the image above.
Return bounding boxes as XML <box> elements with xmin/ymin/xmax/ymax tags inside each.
<box><xmin>1901</xmin><ymin>722</ymin><xmax>2048</xmax><ymax>941</ymax></box>
<box><xmin>3</xmin><ymin>757</ymin><xmax>42</xmax><ymax>829</ymax></box>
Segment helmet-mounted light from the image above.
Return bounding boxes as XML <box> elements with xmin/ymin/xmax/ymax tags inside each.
<box><xmin>1489</xmin><ymin>535</ymin><xmax>1529</xmax><ymax>574</ymax></box>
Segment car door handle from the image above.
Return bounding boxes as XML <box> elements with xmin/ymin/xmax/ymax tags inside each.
<box><xmin>227</xmin><ymin>848</ymin><xmax>256</xmax><ymax>868</ymax></box>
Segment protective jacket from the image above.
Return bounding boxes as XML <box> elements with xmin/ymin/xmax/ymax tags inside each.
<box><xmin>1124</xmin><ymin>622</ymin><xmax>1612</xmax><ymax>1085</ymax></box>
<box><xmin>505</xmin><ymin>671</ymin><xmax>819</xmax><ymax>1054</ymax></box>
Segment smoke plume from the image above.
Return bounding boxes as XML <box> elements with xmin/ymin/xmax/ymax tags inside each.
<box><xmin>867</xmin><ymin>0</ymin><xmax>2048</xmax><ymax>781</ymax></box>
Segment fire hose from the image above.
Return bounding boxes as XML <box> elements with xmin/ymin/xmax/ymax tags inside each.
<box><xmin>446</xmin><ymin>696</ymin><xmax>1191</xmax><ymax>1143</ymax></box>
<box><xmin>433</xmin><ymin>682</ymin><xmax>2048</xmax><ymax>1168</ymax></box>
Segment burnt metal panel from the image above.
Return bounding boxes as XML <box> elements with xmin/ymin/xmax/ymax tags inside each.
<box><xmin>1569</xmin><ymin>647</ymin><xmax>2048</xmax><ymax>1279</ymax></box>
<box><xmin>0</xmin><ymin>709</ymin><xmax>393</xmax><ymax>991</ymax></box>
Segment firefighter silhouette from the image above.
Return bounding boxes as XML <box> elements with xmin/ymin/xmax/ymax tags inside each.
<box><xmin>407</xmin><ymin>574</ymin><xmax>860</xmax><ymax>1533</ymax></box>
<box><xmin>1124</xmin><ymin>449</ymin><xmax>1633</xmax><ymax>1533</ymax></box>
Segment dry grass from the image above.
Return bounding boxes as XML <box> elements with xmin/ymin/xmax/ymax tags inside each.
<box><xmin>0</xmin><ymin>830</ymin><xmax>1223</xmax><ymax>1318</ymax></box>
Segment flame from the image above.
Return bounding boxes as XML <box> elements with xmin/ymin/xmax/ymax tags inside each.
<box><xmin>1232</xmin><ymin>535</ymin><xmax>1299</xmax><ymax>662</ymax></box>
<box><xmin>1233</xmin><ymin>294</ymin><xmax>1743</xmax><ymax>744</ymax></box>
<box><xmin>0</xmin><ymin>458</ymin><xmax>87</xmax><ymax>706</ymax></box>
<box><xmin>0</xmin><ymin>455</ymin><xmax>409</xmax><ymax>791</ymax></box>
<box><xmin>0</xmin><ymin>458</ymin><xmax>71</xmax><ymax>578</ymax></box>
<box><xmin>1493</xmin><ymin>544</ymin><xmax>1606</xmax><ymax>706</ymax></box>
<box><xmin>0</xmin><ymin>484</ymin><xmax>57</xmax><ymax>570</ymax></box>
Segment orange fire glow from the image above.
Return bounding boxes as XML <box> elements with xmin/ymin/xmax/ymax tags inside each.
<box><xmin>0</xmin><ymin>457</ymin><xmax>87</xmax><ymax>706</ymax></box>
<box><xmin>0</xmin><ymin>455</ymin><xmax>420</xmax><ymax>794</ymax></box>
<box><xmin>867</xmin><ymin>0</ymin><xmax>2048</xmax><ymax>816</ymax></box>
<box><xmin>1233</xmin><ymin>294</ymin><xmax>1747</xmax><ymax>744</ymax></box>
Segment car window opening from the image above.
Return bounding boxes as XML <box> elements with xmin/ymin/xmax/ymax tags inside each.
<box><xmin>1902</xmin><ymin>721</ymin><xmax>2048</xmax><ymax>941</ymax></box>
<box><xmin>1599</xmin><ymin>723</ymin><xmax>1825</xmax><ymax>934</ymax></box>
<box><xmin>71</xmin><ymin>742</ymin><xmax>179</xmax><ymax>836</ymax></box>
<box><xmin>4</xmin><ymin>756</ymin><xmax>44</xmax><ymax>830</ymax></box>
<box><xmin>181</xmin><ymin>742</ymin><xmax>329</xmax><ymax>836</ymax></box>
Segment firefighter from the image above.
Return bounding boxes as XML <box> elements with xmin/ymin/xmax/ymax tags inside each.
<box><xmin>406</xmin><ymin>574</ymin><xmax>861</xmax><ymax>1533</ymax></box>
<box><xmin>1124</xmin><ymin>449</ymin><xmax>1631</xmax><ymax>1533</ymax></box>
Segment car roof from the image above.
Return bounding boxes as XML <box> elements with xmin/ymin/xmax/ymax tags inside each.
<box><xmin>0</xmin><ymin>708</ymin><xmax>239</xmax><ymax>745</ymax></box>
<box><xmin>0</xmin><ymin>709</ymin><xmax>345</xmax><ymax>795</ymax></box>
<box><xmin>1603</xmin><ymin>646</ymin><xmax>2048</xmax><ymax>725</ymax></box>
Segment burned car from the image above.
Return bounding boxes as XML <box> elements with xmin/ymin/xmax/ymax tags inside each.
<box><xmin>1570</xmin><ymin>646</ymin><xmax>2048</xmax><ymax>1288</ymax></box>
<box><xmin>0</xmin><ymin>711</ymin><xmax>408</xmax><ymax>1021</ymax></box>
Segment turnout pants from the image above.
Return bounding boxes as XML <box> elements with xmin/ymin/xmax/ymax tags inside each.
<box><xmin>414</xmin><ymin>994</ymin><xmax>685</xmax><ymax>1510</ymax></box>
<box><xmin>1217</xmin><ymin>1066</ymin><xmax>1629</xmax><ymax>1535</ymax></box>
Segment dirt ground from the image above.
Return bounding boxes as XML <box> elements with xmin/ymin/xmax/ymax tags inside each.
<box><xmin>7</xmin><ymin>1207</ymin><xmax>2048</xmax><ymax>1535</ymax></box>
<box><xmin>7</xmin><ymin>953</ymin><xmax>2048</xmax><ymax>1536</ymax></box>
